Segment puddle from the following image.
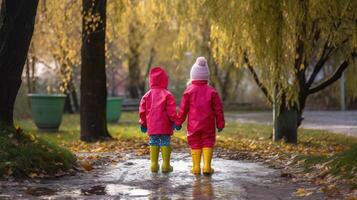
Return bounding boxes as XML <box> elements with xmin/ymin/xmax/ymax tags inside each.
<box><xmin>101</xmin><ymin>153</ymin><xmax>272</xmax><ymax>199</ymax></box>
<box><xmin>128</xmin><ymin>189</ymin><xmax>151</xmax><ymax>197</ymax></box>
<box><xmin>0</xmin><ymin>153</ymin><xmax>326</xmax><ymax>199</ymax></box>
<box><xmin>101</xmin><ymin>184</ymin><xmax>151</xmax><ymax>197</ymax></box>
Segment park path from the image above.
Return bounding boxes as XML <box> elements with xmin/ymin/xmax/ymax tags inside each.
<box><xmin>0</xmin><ymin>152</ymin><xmax>327</xmax><ymax>199</ymax></box>
<box><xmin>226</xmin><ymin>111</ymin><xmax>357</xmax><ymax>137</ymax></box>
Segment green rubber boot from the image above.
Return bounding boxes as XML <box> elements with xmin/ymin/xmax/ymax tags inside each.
<box><xmin>150</xmin><ymin>146</ymin><xmax>160</xmax><ymax>172</ymax></box>
<box><xmin>161</xmin><ymin>146</ymin><xmax>173</xmax><ymax>173</ymax></box>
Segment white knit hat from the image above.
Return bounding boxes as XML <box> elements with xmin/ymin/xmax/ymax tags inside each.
<box><xmin>190</xmin><ymin>57</ymin><xmax>209</xmax><ymax>80</ymax></box>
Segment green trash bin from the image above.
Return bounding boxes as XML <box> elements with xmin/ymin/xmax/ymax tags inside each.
<box><xmin>107</xmin><ymin>97</ymin><xmax>123</xmax><ymax>123</ymax></box>
<box><xmin>28</xmin><ymin>94</ymin><xmax>66</xmax><ymax>132</ymax></box>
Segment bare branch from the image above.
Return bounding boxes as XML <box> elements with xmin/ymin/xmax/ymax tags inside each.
<box><xmin>308</xmin><ymin>60</ymin><xmax>349</xmax><ymax>95</ymax></box>
<box><xmin>306</xmin><ymin>38</ymin><xmax>349</xmax><ymax>88</ymax></box>
<box><xmin>306</xmin><ymin>40</ymin><xmax>332</xmax><ymax>87</ymax></box>
<box><xmin>244</xmin><ymin>52</ymin><xmax>273</xmax><ymax>103</ymax></box>
<box><xmin>35</xmin><ymin>58</ymin><xmax>53</xmax><ymax>70</ymax></box>
<box><xmin>144</xmin><ymin>47</ymin><xmax>155</xmax><ymax>79</ymax></box>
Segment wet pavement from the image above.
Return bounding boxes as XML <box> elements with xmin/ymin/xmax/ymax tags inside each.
<box><xmin>0</xmin><ymin>153</ymin><xmax>326</xmax><ymax>199</ymax></box>
<box><xmin>226</xmin><ymin>111</ymin><xmax>357</xmax><ymax>136</ymax></box>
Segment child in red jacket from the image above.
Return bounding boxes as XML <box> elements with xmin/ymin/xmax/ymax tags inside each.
<box><xmin>176</xmin><ymin>57</ymin><xmax>225</xmax><ymax>175</ymax></box>
<box><xmin>139</xmin><ymin>67</ymin><xmax>177</xmax><ymax>173</ymax></box>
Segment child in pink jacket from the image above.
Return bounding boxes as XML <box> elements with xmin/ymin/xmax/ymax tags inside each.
<box><xmin>139</xmin><ymin>67</ymin><xmax>177</xmax><ymax>173</ymax></box>
<box><xmin>176</xmin><ymin>57</ymin><xmax>225</xmax><ymax>175</ymax></box>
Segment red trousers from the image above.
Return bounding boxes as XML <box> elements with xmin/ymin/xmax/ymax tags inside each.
<box><xmin>187</xmin><ymin>131</ymin><xmax>215</xmax><ymax>149</ymax></box>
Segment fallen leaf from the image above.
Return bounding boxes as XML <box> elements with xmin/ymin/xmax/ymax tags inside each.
<box><xmin>294</xmin><ymin>188</ymin><xmax>314</xmax><ymax>197</ymax></box>
<box><xmin>29</xmin><ymin>172</ymin><xmax>38</xmax><ymax>178</ymax></box>
<box><xmin>80</xmin><ymin>160</ymin><xmax>93</xmax><ymax>171</ymax></box>
<box><xmin>6</xmin><ymin>168</ymin><xmax>13</xmax><ymax>176</ymax></box>
<box><xmin>280</xmin><ymin>172</ymin><xmax>295</xmax><ymax>178</ymax></box>
<box><xmin>346</xmin><ymin>196</ymin><xmax>357</xmax><ymax>200</ymax></box>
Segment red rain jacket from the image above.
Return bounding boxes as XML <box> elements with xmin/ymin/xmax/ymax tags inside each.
<box><xmin>177</xmin><ymin>80</ymin><xmax>225</xmax><ymax>137</ymax></box>
<box><xmin>139</xmin><ymin>67</ymin><xmax>177</xmax><ymax>135</ymax></box>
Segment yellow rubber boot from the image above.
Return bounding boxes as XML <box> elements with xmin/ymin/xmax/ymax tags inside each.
<box><xmin>191</xmin><ymin>149</ymin><xmax>202</xmax><ymax>175</ymax></box>
<box><xmin>150</xmin><ymin>146</ymin><xmax>160</xmax><ymax>172</ymax></box>
<box><xmin>202</xmin><ymin>147</ymin><xmax>214</xmax><ymax>175</ymax></box>
<box><xmin>161</xmin><ymin>146</ymin><xmax>173</xmax><ymax>173</ymax></box>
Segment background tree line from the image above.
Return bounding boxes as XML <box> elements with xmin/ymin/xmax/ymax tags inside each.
<box><xmin>1</xmin><ymin>0</ymin><xmax>356</xmax><ymax>143</ymax></box>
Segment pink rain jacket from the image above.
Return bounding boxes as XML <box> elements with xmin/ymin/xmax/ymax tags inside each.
<box><xmin>139</xmin><ymin>67</ymin><xmax>177</xmax><ymax>135</ymax></box>
<box><xmin>177</xmin><ymin>80</ymin><xmax>225</xmax><ymax>137</ymax></box>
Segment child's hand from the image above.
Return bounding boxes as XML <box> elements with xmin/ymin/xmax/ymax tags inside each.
<box><xmin>175</xmin><ymin>125</ymin><xmax>182</xmax><ymax>131</ymax></box>
<box><xmin>140</xmin><ymin>125</ymin><xmax>147</xmax><ymax>133</ymax></box>
<box><xmin>217</xmin><ymin>128</ymin><xmax>223</xmax><ymax>132</ymax></box>
<box><xmin>171</xmin><ymin>123</ymin><xmax>182</xmax><ymax>131</ymax></box>
<box><xmin>171</xmin><ymin>123</ymin><xmax>176</xmax><ymax>131</ymax></box>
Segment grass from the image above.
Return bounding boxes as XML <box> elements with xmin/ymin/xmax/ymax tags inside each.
<box><xmin>221</xmin><ymin>119</ymin><xmax>357</xmax><ymax>145</ymax></box>
<box><xmin>15</xmin><ymin>111</ymin><xmax>357</xmax><ymax>153</ymax></box>
<box><xmin>16</xmin><ymin>113</ymin><xmax>145</xmax><ymax>143</ymax></box>
<box><xmin>14</xmin><ymin>111</ymin><xmax>357</xmax><ymax>182</ymax></box>
<box><xmin>330</xmin><ymin>144</ymin><xmax>357</xmax><ymax>177</ymax></box>
<box><xmin>302</xmin><ymin>144</ymin><xmax>357</xmax><ymax>178</ymax></box>
<box><xmin>0</xmin><ymin>125</ymin><xmax>76</xmax><ymax>178</ymax></box>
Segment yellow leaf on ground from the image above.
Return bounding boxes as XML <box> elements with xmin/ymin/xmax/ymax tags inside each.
<box><xmin>80</xmin><ymin>160</ymin><xmax>93</xmax><ymax>171</ymax></box>
<box><xmin>346</xmin><ymin>196</ymin><xmax>357</xmax><ymax>200</ymax></box>
<box><xmin>29</xmin><ymin>172</ymin><xmax>38</xmax><ymax>178</ymax></box>
<box><xmin>294</xmin><ymin>188</ymin><xmax>314</xmax><ymax>197</ymax></box>
<box><xmin>6</xmin><ymin>168</ymin><xmax>13</xmax><ymax>176</ymax></box>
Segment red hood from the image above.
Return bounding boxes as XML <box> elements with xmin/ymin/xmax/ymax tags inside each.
<box><xmin>149</xmin><ymin>67</ymin><xmax>169</xmax><ymax>89</ymax></box>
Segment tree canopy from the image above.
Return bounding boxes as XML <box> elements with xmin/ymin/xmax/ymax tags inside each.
<box><xmin>206</xmin><ymin>0</ymin><xmax>356</xmax><ymax>105</ymax></box>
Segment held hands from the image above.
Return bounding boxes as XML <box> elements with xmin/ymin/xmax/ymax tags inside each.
<box><xmin>140</xmin><ymin>125</ymin><xmax>147</xmax><ymax>133</ymax></box>
<box><xmin>175</xmin><ymin>124</ymin><xmax>182</xmax><ymax>131</ymax></box>
<box><xmin>171</xmin><ymin>123</ymin><xmax>175</xmax><ymax>131</ymax></box>
<box><xmin>142</xmin><ymin>124</ymin><xmax>180</xmax><ymax>133</ymax></box>
<box><xmin>172</xmin><ymin>123</ymin><xmax>182</xmax><ymax>131</ymax></box>
<box><xmin>217</xmin><ymin>128</ymin><xmax>223</xmax><ymax>132</ymax></box>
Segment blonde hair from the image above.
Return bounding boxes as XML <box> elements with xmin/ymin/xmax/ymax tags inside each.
<box><xmin>186</xmin><ymin>79</ymin><xmax>192</xmax><ymax>86</ymax></box>
<box><xmin>186</xmin><ymin>79</ymin><xmax>210</xmax><ymax>86</ymax></box>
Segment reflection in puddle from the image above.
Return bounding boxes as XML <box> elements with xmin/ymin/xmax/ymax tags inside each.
<box><xmin>81</xmin><ymin>185</ymin><xmax>106</xmax><ymax>195</ymax></box>
<box><xmin>192</xmin><ymin>176</ymin><xmax>214</xmax><ymax>200</ymax></box>
<box><xmin>80</xmin><ymin>184</ymin><xmax>151</xmax><ymax>197</ymax></box>
<box><xmin>128</xmin><ymin>189</ymin><xmax>151</xmax><ymax>197</ymax></box>
<box><xmin>26</xmin><ymin>187</ymin><xmax>57</xmax><ymax>196</ymax></box>
<box><xmin>106</xmin><ymin>184</ymin><xmax>131</xmax><ymax>195</ymax></box>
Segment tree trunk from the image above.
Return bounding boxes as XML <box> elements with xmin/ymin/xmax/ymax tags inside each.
<box><xmin>80</xmin><ymin>0</ymin><xmax>111</xmax><ymax>141</ymax></box>
<box><xmin>220</xmin><ymin>62</ymin><xmax>236</xmax><ymax>102</ymax></box>
<box><xmin>30</xmin><ymin>55</ymin><xmax>36</xmax><ymax>92</ymax></box>
<box><xmin>63</xmin><ymin>78</ymin><xmax>78</xmax><ymax>113</ymax></box>
<box><xmin>127</xmin><ymin>21</ymin><xmax>143</xmax><ymax>98</ymax></box>
<box><xmin>69</xmin><ymin>80</ymin><xmax>79</xmax><ymax>112</ymax></box>
<box><xmin>339</xmin><ymin>72</ymin><xmax>346</xmax><ymax>111</ymax></box>
<box><xmin>0</xmin><ymin>0</ymin><xmax>39</xmax><ymax>127</ymax></box>
<box><xmin>64</xmin><ymin>94</ymin><xmax>73</xmax><ymax>113</ymax></box>
<box><xmin>273</xmin><ymin>102</ymin><xmax>298</xmax><ymax>144</ymax></box>
<box><xmin>25</xmin><ymin>58</ymin><xmax>32</xmax><ymax>93</ymax></box>
<box><xmin>127</xmin><ymin>51</ymin><xmax>141</xmax><ymax>98</ymax></box>
<box><xmin>200</xmin><ymin>20</ymin><xmax>221</xmax><ymax>89</ymax></box>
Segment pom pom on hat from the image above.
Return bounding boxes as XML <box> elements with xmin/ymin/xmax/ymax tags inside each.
<box><xmin>190</xmin><ymin>57</ymin><xmax>209</xmax><ymax>81</ymax></box>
